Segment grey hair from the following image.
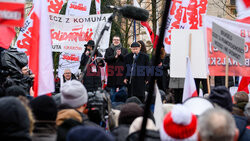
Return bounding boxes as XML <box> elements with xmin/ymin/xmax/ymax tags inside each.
<box><xmin>198</xmin><ymin>108</ymin><xmax>236</xmax><ymax>141</ymax></box>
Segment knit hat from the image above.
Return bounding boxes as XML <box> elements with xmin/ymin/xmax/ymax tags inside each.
<box><xmin>5</xmin><ymin>85</ymin><xmax>27</xmax><ymax>97</ymax></box>
<box><xmin>209</xmin><ymin>86</ymin><xmax>233</xmax><ymax>112</ymax></box>
<box><xmin>160</xmin><ymin>104</ymin><xmax>197</xmax><ymax>141</ymax></box>
<box><xmin>131</xmin><ymin>42</ymin><xmax>140</xmax><ymax>48</ymax></box>
<box><xmin>129</xmin><ymin>117</ymin><xmax>157</xmax><ymax>134</ymax></box>
<box><xmin>30</xmin><ymin>95</ymin><xmax>58</xmax><ymax>121</ymax></box>
<box><xmin>118</xmin><ymin>103</ymin><xmax>144</xmax><ymax>125</ymax></box>
<box><xmin>66</xmin><ymin>125</ymin><xmax>115</xmax><ymax>141</ymax></box>
<box><xmin>61</xmin><ymin>80</ymin><xmax>88</xmax><ymax>108</ymax></box>
<box><xmin>0</xmin><ymin>97</ymin><xmax>30</xmax><ymax>140</ymax></box>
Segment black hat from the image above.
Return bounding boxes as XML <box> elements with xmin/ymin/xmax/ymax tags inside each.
<box><xmin>84</xmin><ymin>40</ymin><xmax>95</xmax><ymax>47</ymax></box>
<box><xmin>209</xmin><ymin>86</ymin><xmax>233</xmax><ymax>112</ymax></box>
<box><xmin>131</xmin><ymin>42</ymin><xmax>140</xmax><ymax>48</ymax></box>
<box><xmin>30</xmin><ymin>95</ymin><xmax>58</xmax><ymax>121</ymax></box>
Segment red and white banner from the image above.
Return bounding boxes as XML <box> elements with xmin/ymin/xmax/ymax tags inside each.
<box><xmin>50</xmin><ymin>13</ymin><xmax>112</xmax><ymax>54</ymax></box>
<box><xmin>58</xmin><ymin>52</ymin><xmax>81</xmax><ymax>77</ymax></box>
<box><xmin>0</xmin><ymin>26</ymin><xmax>15</xmax><ymax>49</ymax></box>
<box><xmin>29</xmin><ymin>0</ymin><xmax>54</xmax><ymax>97</ymax></box>
<box><xmin>182</xmin><ymin>57</ymin><xmax>198</xmax><ymax>102</ymax></box>
<box><xmin>204</xmin><ymin>15</ymin><xmax>250</xmax><ymax>76</ymax></box>
<box><xmin>237</xmin><ymin>0</ymin><xmax>250</xmax><ymax>20</ymax></box>
<box><xmin>48</xmin><ymin>0</ymin><xmax>66</xmax><ymax>14</ymax></box>
<box><xmin>95</xmin><ymin>0</ymin><xmax>101</xmax><ymax>14</ymax></box>
<box><xmin>0</xmin><ymin>0</ymin><xmax>25</xmax><ymax>27</ymax></box>
<box><xmin>66</xmin><ymin>0</ymin><xmax>92</xmax><ymax>16</ymax></box>
<box><xmin>164</xmin><ymin>0</ymin><xmax>208</xmax><ymax>53</ymax></box>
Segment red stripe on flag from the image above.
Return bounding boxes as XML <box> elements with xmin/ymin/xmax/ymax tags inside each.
<box><xmin>0</xmin><ymin>26</ymin><xmax>15</xmax><ymax>49</ymax></box>
<box><xmin>237</xmin><ymin>77</ymin><xmax>250</xmax><ymax>94</ymax></box>
<box><xmin>243</xmin><ymin>0</ymin><xmax>250</xmax><ymax>8</ymax></box>
<box><xmin>192</xmin><ymin>90</ymin><xmax>198</xmax><ymax>97</ymax></box>
<box><xmin>29</xmin><ymin>13</ymin><xmax>40</xmax><ymax>97</ymax></box>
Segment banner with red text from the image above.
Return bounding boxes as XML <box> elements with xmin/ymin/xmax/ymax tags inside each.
<box><xmin>164</xmin><ymin>0</ymin><xmax>208</xmax><ymax>53</ymax></box>
<box><xmin>49</xmin><ymin>13</ymin><xmax>111</xmax><ymax>54</ymax></box>
<box><xmin>48</xmin><ymin>0</ymin><xmax>66</xmax><ymax>14</ymax></box>
<box><xmin>0</xmin><ymin>0</ymin><xmax>25</xmax><ymax>27</ymax></box>
<box><xmin>58</xmin><ymin>52</ymin><xmax>81</xmax><ymax>77</ymax></box>
<box><xmin>204</xmin><ymin>15</ymin><xmax>250</xmax><ymax>76</ymax></box>
<box><xmin>66</xmin><ymin>0</ymin><xmax>91</xmax><ymax>16</ymax></box>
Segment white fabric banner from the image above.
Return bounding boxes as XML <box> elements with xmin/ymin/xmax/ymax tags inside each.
<box><xmin>66</xmin><ymin>0</ymin><xmax>92</xmax><ymax>16</ymax></box>
<box><xmin>50</xmin><ymin>13</ymin><xmax>112</xmax><ymax>54</ymax></box>
<box><xmin>164</xmin><ymin>0</ymin><xmax>208</xmax><ymax>54</ymax></box>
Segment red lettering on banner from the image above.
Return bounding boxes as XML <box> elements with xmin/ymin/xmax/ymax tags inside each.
<box><xmin>69</xmin><ymin>3</ymin><xmax>87</xmax><ymax>11</ymax></box>
<box><xmin>48</xmin><ymin>0</ymin><xmax>64</xmax><ymax>14</ymax></box>
<box><xmin>198</xmin><ymin>0</ymin><xmax>208</xmax><ymax>27</ymax></box>
<box><xmin>16</xmin><ymin>12</ymin><xmax>36</xmax><ymax>56</ymax></box>
<box><xmin>187</xmin><ymin>0</ymin><xmax>199</xmax><ymax>29</ymax></box>
<box><xmin>96</xmin><ymin>0</ymin><xmax>100</xmax><ymax>3</ymax></box>
<box><xmin>51</xmin><ymin>28</ymin><xmax>93</xmax><ymax>42</ymax></box>
<box><xmin>62</xmin><ymin>54</ymin><xmax>79</xmax><ymax>61</ymax></box>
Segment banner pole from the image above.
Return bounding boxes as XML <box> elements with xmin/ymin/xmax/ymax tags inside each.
<box><xmin>207</xmin><ymin>75</ymin><xmax>211</xmax><ymax>94</ymax></box>
<box><xmin>225</xmin><ymin>55</ymin><xmax>229</xmax><ymax>88</ymax></box>
<box><xmin>189</xmin><ymin>33</ymin><xmax>192</xmax><ymax>59</ymax></box>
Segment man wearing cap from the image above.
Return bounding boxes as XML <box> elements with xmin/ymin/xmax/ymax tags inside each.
<box><xmin>124</xmin><ymin>42</ymin><xmax>149</xmax><ymax>102</ymax></box>
<box><xmin>105</xmin><ymin>36</ymin><xmax>128</xmax><ymax>100</ymax></box>
<box><xmin>80</xmin><ymin>40</ymin><xmax>103</xmax><ymax>92</ymax></box>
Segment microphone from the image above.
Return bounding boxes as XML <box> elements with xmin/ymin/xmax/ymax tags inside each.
<box><xmin>106</xmin><ymin>5</ymin><xmax>149</xmax><ymax>21</ymax></box>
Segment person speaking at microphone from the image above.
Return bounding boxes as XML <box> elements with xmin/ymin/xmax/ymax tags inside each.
<box><xmin>124</xmin><ymin>42</ymin><xmax>149</xmax><ymax>103</ymax></box>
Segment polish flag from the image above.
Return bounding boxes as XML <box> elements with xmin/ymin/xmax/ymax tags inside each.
<box><xmin>182</xmin><ymin>57</ymin><xmax>198</xmax><ymax>102</ymax></box>
<box><xmin>29</xmin><ymin>0</ymin><xmax>54</xmax><ymax>97</ymax></box>
<box><xmin>95</xmin><ymin>0</ymin><xmax>101</xmax><ymax>14</ymax></box>
<box><xmin>236</xmin><ymin>0</ymin><xmax>250</xmax><ymax>20</ymax></box>
<box><xmin>133</xmin><ymin>0</ymin><xmax>159</xmax><ymax>48</ymax></box>
<box><xmin>0</xmin><ymin>26</ymin><xmax>15</xmax><ymax>49</ymax></box>
<box><xmin>237</xmin><ymin>77</ymin><xmax>250</xmax><ymax>94</ymax></box>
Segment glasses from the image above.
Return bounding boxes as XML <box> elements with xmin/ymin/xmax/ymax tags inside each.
<box><xmin>113</xmin><ymin>39</ymin><xmax>120</xmax><ymax>41</ymax></box>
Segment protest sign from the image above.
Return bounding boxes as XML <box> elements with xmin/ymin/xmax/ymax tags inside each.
<box><xmin>212</xmin><ymin>22</ymin><xmax>245</xmax><ymax>64</ymax></box>
<box><xmin>66</xmin><ymin>0</ymin><xmax>92</xmax><ymax>16</ymax></box>
<box><xmin>0</xmin><ymin>0</ymin><xmax>25</xmax><ymax>27</ymax></box>
<box><xmin>164</xmin><ymin>0</ymin><xmax>208</xmax><ymax>53</ymax></box>
<box><xmin>58</xmin><ymin>52</ymin><xmax>81</xmax><ymax>77</ymax></box>
<box><xmin>170</xmin><ymin>29</ymin><xmax>207</xmax><ymax>78</ymax></box>
<box><xmin>204</xmin><ymin>15</ymin><xmax>250</xmax><ymax>76</ymax></box>
<box><xmin>50</xmin><ymin>13</ymin><xmax>112</xmax><ymax>54</ymax></box>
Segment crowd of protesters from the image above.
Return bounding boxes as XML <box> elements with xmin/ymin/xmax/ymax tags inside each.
<box><xmin>0</xmin><ymin>36</ymin><xmax>249</xmax><ymax>141</ymax></box>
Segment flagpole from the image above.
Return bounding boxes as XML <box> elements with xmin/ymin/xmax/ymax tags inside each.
<box><xmin>139</xmin><ymin>0</ymin><xmax>171</xmax><ymax>140</ymax></box>
<box><xmin>134</xmin><ymin>20</ymin><xmax>136</xmax><ymax>41</ymax></box>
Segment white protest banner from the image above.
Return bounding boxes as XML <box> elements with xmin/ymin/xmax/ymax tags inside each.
<box><xmin>212</xmin><ymin>22</ymin><xmax>245</xmax><ymax>64</ymax></box>
<box><xmin>58</xmin><ymin>52</ymin><xmax>81</xmax><ymax>77</ymax></box>
<box><xmin>204</xmin><ymin>15</ymin><xmax>250</xmax><ymax>76</ymax></box>
<box><xmin>50</xmin><ymin>13</ymin><xmax>112</xmax><ymax>54</ymax></box>
<box><xmin>170</xmin><ymin>29</ymin><xmax>207</xmax><ymax>78</ymax></box>
<box><xmin>164</xmin><ymin>0</ymin><xmax>208</xmax><ymax>53</ymax></box>
<box><xmin>15</xmin><ymin>0</ymin><xmax>66</xmax><ymax>55</ymax></box>
<box><xmin>66</xmin><ymin>0</ymin><xmax>92</xmax><ymax>16</ymax></box>
<box><xmin>0</xmin><ymin>0</ymin><xmax>25</xmax><ymax>27</ymax></box>
<box><xmin>95</xmin><ymin>0</ymin><xmax>101</xmax><ymax>14</ymax></box>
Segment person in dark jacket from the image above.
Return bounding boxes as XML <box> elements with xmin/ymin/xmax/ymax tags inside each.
<box><xmin>233</xmin><ymin>115</ymin><xmax>250</xmax><ymax>141</ymax></box>
<box><xmin>0</xmin><ymin>97</ymin><xmax>31</xmax><ymax>141</ymax></box>
<box><xmin>105</xmin><ymin>36</ymin><xmax>128</xmax><ymax>99</ymax></box>
<box><xmin>80</xmin><ymin>40</ymin><xmax>103</xmax><ymax>92</ymax></box>
<box><xmin>124</xmin><ymin>42</ymin><xmax>150</xmax><ymax>102</ymax></box>
<box><xmin>29</xmin><ymin>95</ymin><xmax>58</xmax><ymax>141</ymax></box>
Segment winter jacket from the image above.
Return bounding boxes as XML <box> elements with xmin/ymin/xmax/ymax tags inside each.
<box><xmin>233</xmin><ymin>115</ymin><xmax>250</xmax><ymax>141</ymax></box>
<box><xmin>32</xmin><ymin>121</ymin><xmax>57</xmax><ymax>141</ymax></box>
<box><xmin>126</xmin><ymin>130</ymin><xmax>161</xmax><ymax>141</ymax></box>
<box><xmin>111</xmin><ymin>124</ymin><xmax>130</xmax><ymax>141</ymax></box>
<box><xmin>105</xmin><ymin>44</ymin><xmax>128</xmax><ymax>87</ymax></box>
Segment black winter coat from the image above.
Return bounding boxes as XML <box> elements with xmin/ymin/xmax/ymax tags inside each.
<box><xmin>80</xmin><ymin>51</ymin><xmax>102</xmax><ymax>92</ymax></box>
<box><xmin>126</xmin><ymin>130</ymin><xmax>161</xmax><ymax>141</ymax></box>
<box><xmin>105</xmin><ymin>45</ymin><xmax>128</xmax><ymax>87</ymax></box>
<box><xmin>124</xmin><ymin>52</ymin><xmax>150</xmax><ymax>99</ymax></box>
<box><xmin>233</xmin><ymin>115</ymin><xmax>250</xmax><ymax>141</ymax></box>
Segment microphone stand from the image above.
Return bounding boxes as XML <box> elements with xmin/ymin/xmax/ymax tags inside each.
<box><xmin>129</xmin><ymin>54</ymin><xmax>136</xmax><ymax>84</ymax></box>
<box><xmin>81</xmin><ymin>13</ymin><xmax>116</xmax><ymax>80</ymax></box>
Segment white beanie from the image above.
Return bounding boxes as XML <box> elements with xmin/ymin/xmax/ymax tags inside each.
<box><xmin>129</xmin><ymin>117</ymin><xmax>157</xmax><ymax>135</ymax></box>
<box><xmin>61</xmin><ymin>80</ymin><xmax>88</xmax><ymax>108</ymax></box>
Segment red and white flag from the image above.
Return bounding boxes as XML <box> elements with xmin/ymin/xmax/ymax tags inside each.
<box><xmin>95</xmin><ymin>0</ymin><xmax>101</xmax><ymax>14</ymax></box>
<box><xmin>237</xmin><ymin>77</ymin><xmax>250</xmax><ymax>94</ymax></box>
<box><xmin>236</xmin><ymin>0</ymin><xmax>250</xmax><ymax>20</ymax></box>
<box><xmin>182</xmin><ymin>57</ymin><xmax>198</xmax><ymax>102</ymax></box>
<box><xmin>29</xmin><ymin>0</ymin><xmax>54</xmax><ymax>97</ymax></box>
